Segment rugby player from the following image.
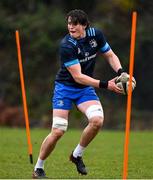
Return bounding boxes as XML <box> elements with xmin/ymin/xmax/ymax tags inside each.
<box><xmin>33</xmin><ymin>9</ymin><xmax>125</xmax><ymax>178</ymax></box>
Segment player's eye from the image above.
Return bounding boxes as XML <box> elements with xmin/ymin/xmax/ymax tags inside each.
<box><xmin>68</xmin><ymin>17</ymin><xmax>78</xmax><ymax>26</ymax></box>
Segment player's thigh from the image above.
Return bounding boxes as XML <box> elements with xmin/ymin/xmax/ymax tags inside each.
<box><xmin>53</xmin><ymin>109</ymin><xmax>69</xmax><ymax>119</ymax></box>
<box><xmin>77</xmin><ymin>100</ymin><xmax>101</xmax><ymax>114</ymax></box>
<box><xmin>51</xmin><ymin>109</ymin><xmax>70</xmax><ymax>132</ymax></box>
<box><xmin>77</xmin><ymin>100</ymin><xmax>104</xmax><ymax>121</ymax></box>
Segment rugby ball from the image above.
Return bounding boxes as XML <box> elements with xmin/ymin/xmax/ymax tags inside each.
<box><xmin>115</xmin><ymin>73</ymin><xmax>136</xmax><ymax>95</ymax></box>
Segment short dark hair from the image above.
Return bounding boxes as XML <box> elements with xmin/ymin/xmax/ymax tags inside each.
<box><xmin>66</xmin><ymin>9</ymin><xmax>90</xmax><ymax>28</ymax></box>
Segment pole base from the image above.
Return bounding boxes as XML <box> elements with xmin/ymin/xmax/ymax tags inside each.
<box><xmin>29</xmin><ymin>154</ymin><xmax>33</xmax><ymax>164</ymax></box>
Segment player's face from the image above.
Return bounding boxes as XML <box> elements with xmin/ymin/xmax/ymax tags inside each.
<box><xmin>67</xmin><ymin>17</ymin><xmax>86</xmax><ymax>39</ymax></box>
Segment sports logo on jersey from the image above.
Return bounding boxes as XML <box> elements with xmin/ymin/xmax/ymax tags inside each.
<box><xmin>57</xmin><ymin>100</ymin><xmax>64</xmax><ymax>107</ymax></box>
<box><xmin>89</xmin><ymin>39</ymin><xmax>97</xmax><ymax>48</ymax></box>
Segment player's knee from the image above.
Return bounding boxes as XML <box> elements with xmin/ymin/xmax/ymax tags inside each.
<box><xmin>51</xmin><ymin>128</ymin><xmax>65</xmax><ymax>140</ymax></box>
<box><xmin>52</xmin><ymin>116</ymin><xmax>68</xmax><ymax>132</ymax></box>
<box><xmin>90</xmin><ymin>117</ymin><xmax>104</xmax><ymax>130</ymax></box>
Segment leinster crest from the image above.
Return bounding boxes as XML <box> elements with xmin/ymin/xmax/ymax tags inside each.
<box><xmin>89</xmin><ymin>39</ymin><xmax>97</xmax><ymax>48</ymax></box>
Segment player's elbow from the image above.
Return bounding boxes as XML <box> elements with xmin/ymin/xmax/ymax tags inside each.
<box><xmin>73</xmin><ymin>73</ymin><xmax>84</xmax><ymax>84</ymax></box>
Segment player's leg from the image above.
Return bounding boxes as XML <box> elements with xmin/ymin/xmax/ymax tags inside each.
<box><xmin>70</xmin><ymin>86</ymin><xmax>104</xmax><ymax>175</ymax></box>
<box><xmin>77</xmin><ymin>100</ymin><xmax>104</xmax><ymax>148</ymax></box>
<box><xmin>70</xmin><ymin>100</ymin><xmax>104</xmax><ymax>175</ymax></box>
<box><xmin>33</xmin><ymin>109</ymin><xmax>69</xmax><ymax>178</ymax></box>
<box><xmin>70</xmin><ymin>100</ymin><xmax>103</xmax><ymax>175</ymax></box>
<box><xmin>33</xmin><ymin>82</ymin><xmax>72</xmax><ymax>178</ymax></box>
<box><xmin>39</xmin><ymin>109</ymin><xmax>69</xmax><ymax>160</ymax></box>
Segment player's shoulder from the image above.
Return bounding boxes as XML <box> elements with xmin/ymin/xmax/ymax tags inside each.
<box><xmin>86</xmin><ymin>27</ymin><xmax>104</xmax><ymax>37</ymax></box>
<box><xmin>60</xmin><ymin>34</ymin><xmax>77</xmax><ymax>49</ymax></box>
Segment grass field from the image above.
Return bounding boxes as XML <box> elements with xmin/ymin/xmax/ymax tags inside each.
<box><xmin>0</xmin><ymin>128</ymin><xmax>153</xmax><ymax>179</ymax></box>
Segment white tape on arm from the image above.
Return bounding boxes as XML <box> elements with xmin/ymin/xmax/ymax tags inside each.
<box><xmin>52</xmin><ymin>117</ymin><xmax>68</xmax><ymax>131</ymax></box>
<box><xmin>85</xmin><ymin>105</ymin><xmax>104</xmax><ymax>120</ymax></box>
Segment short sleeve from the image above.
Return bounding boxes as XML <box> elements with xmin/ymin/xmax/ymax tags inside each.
<box><xmin>95</xmin><ymin>29</ymin><xmax>111</xmax><ymax>53</ymax></box>
<box><xmin>59</xmin><ymin>45</ymin><xmax>79</xmax><ymax>67</ymax></box>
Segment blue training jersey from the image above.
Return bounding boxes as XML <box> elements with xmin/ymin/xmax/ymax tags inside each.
<box><xmin>55</xmin><ymin>27</ymin><xmax>111</xmax><ymax>88</ymax></box>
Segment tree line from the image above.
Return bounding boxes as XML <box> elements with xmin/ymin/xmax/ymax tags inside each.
<box><xmin>0</xmin><ymin>0</ymin><xmax>153</xmax><ymax>129</ymax></box>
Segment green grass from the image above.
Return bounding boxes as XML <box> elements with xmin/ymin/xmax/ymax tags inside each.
<box><xmin>0</xmin><ymin>128</ymin><xmax>153</xmax><ymax>179</ymax></box>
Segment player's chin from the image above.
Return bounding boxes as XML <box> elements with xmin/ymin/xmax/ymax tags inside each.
<box><xmin>70</xmin><ymin>32</ymin><xmax>79</xmax><ymax>39</ymax></box>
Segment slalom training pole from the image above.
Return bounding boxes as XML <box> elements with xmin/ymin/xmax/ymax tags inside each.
<box><xmin>15</xmin><ymin>30</ymin><xmax>33</xmax><ymax>164</ymax></box>
<box><xmin>122</xmin><ymin>12</ymin><xmax>137</xmax><ymax>179</ymax></box>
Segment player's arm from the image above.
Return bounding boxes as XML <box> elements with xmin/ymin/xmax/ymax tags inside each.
<box><xmin>96</xmin><ymin>28</ymin><xmax>124</xmax><ymax>76</ymax></box>
<box><xmin>61</xmin><ymin>45</ymin><xmax>102</xmax><ymax>88</ymax></box>
<box><xmin>103</xmin><ymin>49</ymin><xmax>134</xmax><ymax>84</ymax></box>
<box><xmin>67</xmin><ymin>63</ymin><xmax>100</xmax><ymax>88</ymax></box>
<box><xmin>61</xmin><ymin>43</ymin><xmax>121</xmax><ymax>93</ymax></box>
<box><xmin>102</xmin><ymin>49</ymin><xmax>122</xmax><ymax>73</ymax></box>
<box><xmin>67</xmin><ymin>63</ymin><xmax>122</xmax><ymax>93</ymax></box>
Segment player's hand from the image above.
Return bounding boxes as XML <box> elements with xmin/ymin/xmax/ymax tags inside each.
<box><xmin>107</xmin><ymin>77</ymin><xmax>124</xmax><ymax>94</ymax></box>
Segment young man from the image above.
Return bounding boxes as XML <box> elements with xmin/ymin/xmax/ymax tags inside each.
<box><xmin>33</xmin><ymin>9</ymin><xmax>126</xmax><ymax>178</ymax></box>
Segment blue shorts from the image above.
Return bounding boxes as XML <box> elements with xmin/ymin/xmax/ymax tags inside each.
<box><xmin>52</xmin><ymin>82</ymin><xmax>99</xmax><ymax>110</ymax></box>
